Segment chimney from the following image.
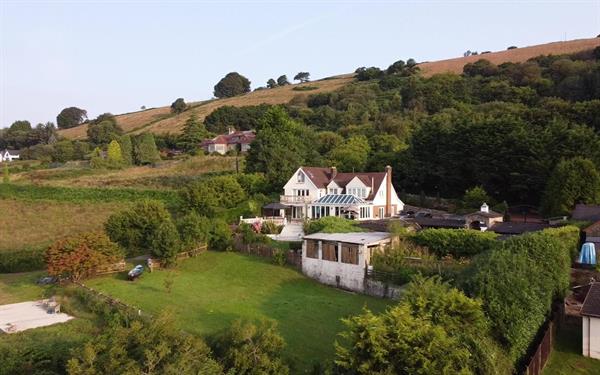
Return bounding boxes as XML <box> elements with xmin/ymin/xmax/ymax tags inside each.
<box><xmin>331</xmin><ymin>166</ymin><xmax>337</xmax><ymax>179</ymax></box>
<box><xmin>385</xmin><ymin>166</ymin><xmax>392</xmax><ymax>217</ymax></box>
<box><xmin>371</xmin><ymin>177</ymin><xmax>374</xmax><ymax>192</ymax></box>
<box><xmin>481</xmin><ymin>202</ymin><xmax>489</xmax><ymax>213</ymax></box>
<box><xmin>228</xmin><ymin>127</ymin><xmax>234</xmax><ymax>135</ymax></box>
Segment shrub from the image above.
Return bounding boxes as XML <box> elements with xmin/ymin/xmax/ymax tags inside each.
<box><xmin>543</xmin><ymin>225</ymin><xmax>580</xmax><ymax>260</ymax></box>
<box><xmin>177</xmin><ymin>212</ymin><xmax>211</xmax><ymax>252</ymax></box>
<box><xmin>412</xmin><ymin>228</ymin><xmax>498</xmax><ymax>258</ymax></box>
<box><xmin>210</xmin><ymin>219</ymin><xmax>233</xmax><ymax>251</ymax></box>
<box><xmin>292</xmin><ymin>85</ymin><xmax>318</xmax><ymax>91</ymax></box>
<box><xmin>170</xmin><ymin>97</ymin><xmax>187</xmax><ymax>113</ymax></box>
<box><xmin>45</xmin><ymin>232</ymin><xmax>123</xmax><ymax>281</ymax></box>
<box><xmin>260</xmin><ymin>221</ymin><xmax>282</xmax><ymax>235</ymax></box>
<box><xmin>272</xmin><ymin>249</ymin><xmax>286</xmax><ymax>266</ymax></box>
<box><xmin>180</xmin><ymin>175</ymin><xmax>247</xmax><ymax>217</ymax></box>
<box><xmin>150</xmin><ymin>220</ymin><xmax>181</xmax><ymax>266</ymax></box>
<box><xmin>0</xmin><ymin>247</ymin><xmax>46</xmax><ymax>273</ymax></box>
<box><xmin>304</xmin><ymin>217</ymin><xmax>363</xmax><ymax>234</ymax></box>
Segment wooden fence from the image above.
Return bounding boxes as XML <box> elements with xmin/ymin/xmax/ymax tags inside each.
<box><xmin>523</xmin><ymin>318</ymin><xmax>555</xmax><ymax>375</ymax></box>
<box><xmin>233</xmin><ymin>236</ymin><xmax>302</xmax><ymax>268</ymax></box>
<box><xmin>95</xmin><ymin>260</ymin><xmax>127</xmax><ymax>275</ymax></box>
<box><xmin>148</xmin><ymin>244</ymin><xmax>207</xmax><ymax>270</ymax></box>
<box><xmin>73</xmin><ymin>281</ymin><xmax>152</xmax><ymax>320</ymax></box>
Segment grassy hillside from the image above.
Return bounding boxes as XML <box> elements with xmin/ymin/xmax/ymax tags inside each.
<box><xmin>57</xmin><ymin>37</ymin><xmax>600</xmax><ymax>140</ymax></box>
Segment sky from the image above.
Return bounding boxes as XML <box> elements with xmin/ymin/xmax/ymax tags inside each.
<box><xmin>1</xmin><ymin>0</ymin><xmax>599</xmax><ymax>128</ymax></box>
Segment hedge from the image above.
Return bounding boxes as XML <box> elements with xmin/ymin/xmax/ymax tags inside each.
<box><xmin>412</xmin><ymin>228</ymin><xmax>498</xmax><ymax>258</ymax></box>
<box><xmin>0</xmin><ymin>247</ymin><xmax>46</xmax><ymax>273</ymax></box>
<box><xmin>542</xmin><ymin>225</ymin><xmax>581</xmax><ymax>260</ymax></box>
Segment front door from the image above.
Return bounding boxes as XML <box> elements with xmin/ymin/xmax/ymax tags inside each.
<box><xmin>292</xmin><ymin>206</ymin><xmax>303</xmax><ymax>219</ymax></box>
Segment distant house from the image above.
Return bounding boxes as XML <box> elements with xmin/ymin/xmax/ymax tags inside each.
<box><xmin>201</xmin><ymin>128</ymin><xmax>255</xmax><ymax>155</ymax></box>
<box><xmin>302</xmin><ymin>232</ymin><xmax>392</xmax><ymax>293</ymax></box>
<box><xmin>280</xmin><ymin>166</ymin><xmax>404</xmax><ymax>221</ymax></box>
<box><xmin>582</xmin><ymin>282</ymin><xmax>600</xmax><ymax>359</ymax></box>
<box><xmin>572</xmin><ymin>204</ymin><xmax>600</xmax><ymax>222</ymax></box>
<box><xmin>0</xmin><ymin>149</ymin><xmax>20</xmax><ymax>163</ymax></box>
<box><xmin>465</xmin><ymin>203</ymin><xmax>503</xmax><ymax>230</ymax></box>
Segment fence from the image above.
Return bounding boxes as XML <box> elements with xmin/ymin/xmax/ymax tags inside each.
<box><xmin>523</xmin><ymin>318</ymin><xmax>555</xmax><ymax>375</ymax></box>
<box><xmin>95</xmin><ymin>260</ymin><xmax>127</xmax><ymax>275</ymax></box>
<box><xmin>148</xmin><ymin>244</ymin><xmax>207</xmax><ymax>270</ymax></box>
<box><xmin>73</xmin><ymin>281</ymin><xmax>152</xmax><ymax>320</ymax></box>
<box><xmin>233</xmin><ymin>236</ymin><xmax>302</xmax><ymax>268</ymax></box>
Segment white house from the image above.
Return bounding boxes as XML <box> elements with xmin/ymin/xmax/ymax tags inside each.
<box><xmin>0</xmin><ymin>149</ymin><xmax>20</xmax><ymax>163</ymax></box>
<box><xmin>200</xmin><ymin>128</ymin><xmax>255</xmax><ymax>155</ymax></box>
<box><xmin>582</xmin><ymin>282</ymin><xmax>600</xmax><ymax>359</ymax></box>
<box><xmin>280</xmin><ymin>166</ymin><xmax>403</xmax><ymax>220</ymax></box>
<box><xmin>302</xmin><ymin>232</ymin><xmax>392</xmax><ymax>292</ymax></box>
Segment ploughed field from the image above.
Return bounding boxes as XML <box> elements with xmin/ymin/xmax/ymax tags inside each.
<box><xmin>86</xmin><ymin>251</ymin><xmax>391</xmax><ymax>372</ymax></box>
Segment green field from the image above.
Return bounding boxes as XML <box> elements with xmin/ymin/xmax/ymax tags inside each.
<box><xmin>86</xmin><ymin>252</ymin><xmax>391</xmax><ymax>372</ymax></box>
<box><xmin>544</xmin><ymin>325</ymin><xmax>600</xmax><ymax>374</ymax></box>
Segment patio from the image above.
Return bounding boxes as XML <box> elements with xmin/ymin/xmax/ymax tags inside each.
<box><xmin>0</xmin><ymin>300</ymin><xmax>73</xmax><ymax>334</ymax></box>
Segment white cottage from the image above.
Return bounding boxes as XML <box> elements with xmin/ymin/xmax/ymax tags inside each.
<box><xmin>0</xmin><ymin>149</ymin><xmax>20</xmax><ymax>163</ymax></box>
<box><xmin>280</xmin><ymin>166</ymin><xmax>403</xmax><ymax>220</ymax></box>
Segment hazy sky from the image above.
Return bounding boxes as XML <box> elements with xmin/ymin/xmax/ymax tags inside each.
<box><xmin>1</xmin><ymin>0</ymin><xmax>599</xmax><ymax>127</ymax></box>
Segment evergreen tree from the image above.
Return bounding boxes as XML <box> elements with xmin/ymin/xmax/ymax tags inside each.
<box><xmin>177</xmin><ymin>114</ymin><xmax>208</xmax><ymax>154</ymax></box>
<box><xmin>89</xmin><ymin>147</ymin><xmax>105</xmax><ymax>169</ymax></box>
<box><xmin>134</xmin><ymin>133</ymin><xmax>160</xmax><ymax>165</ymax></box>
<box><xmin>107</xmin><ymin>140</ymin><xmax>124</xmax><ymax>168</ymax></box>
<box><xmin>118</xmin><ymin>135</ymin><xmax>133</xmax><ymax>165</ymax></box>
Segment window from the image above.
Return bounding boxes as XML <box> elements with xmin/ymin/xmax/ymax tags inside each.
<box><xmin>297</xmin><ymin>172</ymin><xmax>305</xmax><ymax>183</ymax></box>
<box><xmin>329</xmin><ymin>188</ymin><xmax>338</xmax><ymax>194</ymax></box>
<box><xmin>379</xmin><ymin>190</ymin><xmax>384</xmax><ymax>197</ymax></box>
<box><xmin>360</xmin><ymin>207</ymin><xmax>371</xmax><ymax>219</ymax></box>
<box><xmin>379</xmin><ymin>207</ymin><xmax>385</xmax><ymax>218</ymax></box>
<box><xmin>361</xmin><ymin>188</ymin><xmax>366</xmax><ymax>198</ymax></box>
<box><xmin>322</xmin><ymin>242</ymin><xmax>338</xmax><ymax>262</ymax></box>
<box><xmin>306</xmin><ymin>240</ymin><xmax>319</xmax><ymax>259</ymax></box>
<box><xmin>341</xmin><ymin>244</ymin><xmax>359</xmax><ymax>265</ymax></box>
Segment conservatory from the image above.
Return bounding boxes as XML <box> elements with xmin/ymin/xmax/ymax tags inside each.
<box><xmin>310</xmin><ymin>194</ymin><xmax>373</xmax><ymax>220</ymax></box>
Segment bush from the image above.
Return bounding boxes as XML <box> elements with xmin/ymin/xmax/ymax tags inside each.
<box><xmin>412</xmin><ymin>228</ymin><xmax>498</xmax><ymax>258</ymax></box>
<box><xmin>45</xmin><ymin>232</ymin><xmax>123</xmax><ymax>281</ymax></box>
<box><xmin>180</xmin><ymin>175</ymin><xmax>247</xmax><ymax>217</ymax></box>
<box><xmin>272</xmin><ymin>249</ymin><xmax>286</xmax><ymax>266</ymax></box>
<box><xmin>0</xmin><ymin>247</ymin><xmax>46</xmax><ymax>273</ymax></box>
<box><xmin>544</xmin><ymin>225</ymin><xmax>581</xmax><ymax>260</ymax></box>
<box><xmin>210</xmin><ymin>219</ymin><xmax>233</xmax><ymax>251</ymax></box>
<box><xmin>292</xmin><ymin>85</ymin><xmax>318</xmax><ymax>91</ymax></box>
<box><xmin>304</xmin><ymin>217</ymin><xmax>363</xmax><ymax>234</ymax></box>
<box><xmin>150</xmin><ymin>220</ymin><xmax>181</xmax><ymax>266</ymax></box>
<box><xmin>177</xmin><ymin>212</ymin><xmax>211</xmax><ymax>252</ymax></box>
<box><xmin>260</xmin><ymin>221</ymin><xmax>282</xmax><ymax>235</ymax></box>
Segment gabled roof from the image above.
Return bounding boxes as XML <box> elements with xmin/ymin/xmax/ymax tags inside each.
<box><xmin>582</xmin><ymin>282</ymin><xmax>600</xmax><ymax>318</ymax></box>
<box><xmin>300</xmin><ymin>167</ymin><xmax>386</xmax><ymax>200</ymax></box>
<box><xmin>202</xmin><ymin>130</ymin><xmax>255</xmax><ymax>146</ymax></box>
<box><xmin>466</xmin><ymin>210</ymin><xmax>503</xmax><ymax>219</ymax></box>
<box><xmin>573</xmin><ymin>204</ymin><xmax>600</xmax><ymax>222</ymax></box>
<box><xmin>314</xmin><ymin>194</ymin><xmax>367</xmax><ymax>205</ymax></box>
<box><xmin>584</xmin><ymin>220</ymin><xmax>600</xmax><ymax>237</ymax></box>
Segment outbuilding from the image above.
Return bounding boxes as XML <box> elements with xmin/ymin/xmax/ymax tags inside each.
<box><xmin>582</xmin><ymin>282</ymin><xmax>600</xmax><ymax>359</ymax></box>
<box><xmin>301</xmin><ymin>232</ymin><xmax>391</xmax><ymax>292</ymax></box>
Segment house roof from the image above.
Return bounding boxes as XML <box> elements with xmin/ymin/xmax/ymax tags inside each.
<box><xmin>410</xmin><ymin>217</ymin><xmax>466</xmax><ymax>229</ymax></box>
<box><xmin>572</xmin><ymin>204</ymin><xmax>600</xmax><ymax>222</ymax></box>
<box><xmin>303</xmin><ymin>232</ymin><xmax>391</xmax><ymax>245</ymax></box>
<box><xmin>314</xmin><ymin>194</ymin><xmax>367</xmax><ymax>205</ymax></box>
<box><xmin>2</xmin><ymin>149</ymin><xmax>20</xmax><ymax>155</ymax></box>
<box><xmin>489</xmin><ymin>222</ymin><xmax>551</xmax><ymax>235</ymax></box>
<box><xmin>201</xmin><ymin>130</ymin><xmax>255</xmax><ymax>146</ymax></box>
<box><xmin>263</xmin><ymin>202</ymin><xmax>288</xmax><ymax>210</ymax></box>
<box><xmin>584</xmin><ymin>221</ymin><xmax>600</xmax><ymax>237</ymax></box>
<box><xmin>581</xmin><ymin>282</ymin><xmax>600</xmax><ymax>318</ymax></box>
<box><xmin>466</xmin><ymin>210</ymin><xmax>503</xmax><ymax>219</ymax></box>
<box><xmin>300</xmin><ymin>167</ymin><xmax>386</xmax><ymax>200</ymax></box>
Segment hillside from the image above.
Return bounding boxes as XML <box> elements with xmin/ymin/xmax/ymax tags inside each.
<box><xmin>58</xmin><ymin>37</ymin><xmax>600</xmax><ymax>140</ymax></box>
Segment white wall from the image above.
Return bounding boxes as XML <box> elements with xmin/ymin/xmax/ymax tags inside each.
<box><xmin>282</xmin><ymin>168</ymin><xmax>321</xmax><ymax>199</ymax></box>
<box><xmin>583</xmin><ymin>316</ymin><xmax>600</xmax><ymax>359</ymax></box>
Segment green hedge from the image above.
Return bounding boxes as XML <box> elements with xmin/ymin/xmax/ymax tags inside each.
<box><xmin>543</xmin><ymin>225</ymin><xmax>581</xmax><ymax>260</ymax></box>
<box><xmin>412</xmin><ymin>228</ymin><xmax>498</xmax><ymax>258</ymax></box>
<box><xmin>0</xmin><ymin>247</ymin><xmax>46</xmax><ymax>273</ymax></box>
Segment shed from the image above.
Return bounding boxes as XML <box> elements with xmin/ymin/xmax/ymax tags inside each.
<box><xmin>582</xmin><ymin>282</ymin><xmax>600</xmax><ymax>358</ymax></box>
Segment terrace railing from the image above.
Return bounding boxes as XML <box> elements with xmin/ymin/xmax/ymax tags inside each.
<box><xmin>280</xmin><ymin>195</ymin><xmax>313</xmax><ymax>204</ymax></box>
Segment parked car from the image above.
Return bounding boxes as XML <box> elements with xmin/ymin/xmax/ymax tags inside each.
<box><xmin>36</xmin><ymin>276</ymin><xmax>57</xmax><ymax>285</ymax></box>
<box><xmin>128</xmin><ymin>265</ymin><xmax>144</xmax><ymax>281</ymax></box>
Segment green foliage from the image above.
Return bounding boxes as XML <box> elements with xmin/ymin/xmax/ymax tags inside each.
<box><xmin>67</xmin><ymin>313</ymin><xmax>223</xmax><ymax>374</ymax></box>
<box><xmin>214</xmin><ymin>72</ymin><xmax>251</xmax><ymax>98</ymax></box>
<box><xmin>355</xmin><ymin>66</ymin><xmax>384</xmax><ymax>81</ymax></box>
<box><xmin>260</xmin><ymin>221</ymin><xmax>282</xmax><ymax>235</ymax></box>
<box><xmin>180</xmin><ymin>175</ymin><xmax>247</xmax><ymax>217</ymax></box>
<box><xmin>209</xmin><ymin>218</ymin><xmax>233</xmax><ymax>251</ymax></box>
<box><xmin>204</xmin><ymin>104</ymin><xmax>271</xmax><ymax>133</ymax></box>
<box><xmin>272</xmin><ymin>249</ymin><xmax>286</xmax><ymax>266</ymax></box>
<box><xmin>177</xmin><ymin>212</ymin><xmax>211</xmax><ymax>251</ymax></box>
<box><xmin>105</xmin><ymin>200</ymin><xmax>176</xmax><ymax>257</ymax></box>
<box><xmin>294</xmin><ymin>72</ymin><xmax>310</xmax><ymax>83</ymax></box>
<box><xmin>106</xmin><ymin>140</ymin><xmax>124</xmax><ymax>168</ymax></box>
<box><xmin>541</xmin><ymin>157</ymin><xmax>600</xmax><ymax>216</ymax></box>
<box><xmin>304</xmin><ymin>216</ymin><xmax>363</xmax><ymax>234</ymax></box>
<box><xmin>327</xmin><ymin>135</ymin><xmax>371</xmax><ymax>172</ymax></box>
<box><xmin>0</xmin><ymin>247</ymin><xmax>46</xmax><ymax>273</ymax></box>
<box><xmin>87</xmin><ymin>119</ymin><xmax>123</xmax><ymax>145</ymax></box>
<box><xmin>177</xmin><ymin>114</ymin><xmax>208</xmax><ymax>154</ymax></box>
<box><xmin>335</xmin><ymin>276</ymin><xmax>511</xmax><ymax>374</ymax></box>
<box><xmin>57</xmin><ymin>107</ymin><xmax>87</xmax><ymax>129</ymax></box>
<box><xmin>134</xmin><ymin>132</ymin><xmax>161</xmax><ymax>165</ymax></box>
<box><xmin>2</xmin><ymin>163</ymin><xmax>9</xmax><ymax>183</ymax></box>
<box><xmin>151</xmin><ymin>220</ymin><xmax>181</xmax><ymax>266</ymax></box>
<box><xmin>412</xmin><ymin>228</ymin><xmax>498</xmax><ymax>258</ymax></box>
<box><xmin>89</xmin><ymin>147</ymin><xmax>106</xmax><ymax>169</ymax></box>
<box><xmin>292</xmin><ymin>85</ymin><xmax>318</xmax><ymax>91</ymax></box>
<box><xmin>386</xmin><ymin>58</ymin><xmax>420</xmax><ymax>76</ymax></box>
<box><xmin>463</xmin><ymin>185</ymin><xmax>491</xmax><ymax>209</ymax></box>
<box><xmin>118</xmin><ymin>135</ymin><xmax>133</xmax><ymax>165</ymax></box>
<box><xmin>460</xmin><ymin>230</ymin><xmax>571</xmax><ymax>362</ymax></box>
<box><xmin>277</xmin><ymin>75</ymin><xmax>290</xmax><ymax>86</ymax></box>
<box><xmin>212</xmin><ymin>319</ymin><xmax>289</xmax><ymax>375</ymax></box>
<box><xmin>236</xmin><ymin>173</ymin><xmax>268</xmax><ymax>195</ymax></box>
<box><xmin>267</xmin><ymin>78</ymin><xmax>277</xmax><ymax>89</ymax></box>
<box><xmin>171</xmin><ymin>97</ymin><xmax>187</xmax><ymax>113</ymax></box>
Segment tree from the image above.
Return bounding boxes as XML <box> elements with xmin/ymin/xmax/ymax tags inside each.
<box><xmin>177</xmin><ymin>114</ymin><xmax>208</xmax><ymax>154</ymax></box>
<box><xmin>118</xmin><ymin>135</ymin><xmax>133</xmax><ymax>165</ymax></box>
<box><xmin>89</xmin><ymin>147</ymin><xmax>106</xmax><ymax>169</ymax></box>
<box><xmin>67</xmin><ymin>313</ymin><xmax>223</xmax><ymax>374</ymax></box>
<box><xmin>541</xmin><ymin>157</ymin><xmax>600</xmax><ymax>216</ymax></box>
<box><xmin>106</xmin><ymin>140</ymin><xmax>124</xmax><ymax>168</ymax></box>
<box><xmin>45</xmin><ymin>232</ymin><xmax>123</xmax><ymax>282</ymax></box>
<box><xmin>56</xmin><ymin>107</ymin><xmax>87</xmax><ymax>129</ymax></box>
<box><xmin>463</xmin><ymin>185</ymin><xmax>491</xmax><ymax>209</ymax></box>
<box><xmin>180</xmin><ymin>175</ymin><xmax>247</xmax><ymax>217</ymax></box>
<box><xmin>9</xmin><ymin>120</ymin><xmax>31</xmax><ymax>132</ymax></box>
<box><xmin>105</xmin><ymin>200</ymin><xmax>176</xmax><ymax>259</ymax></box>
<box><xmin>134</xmin><ymin>133</ymin><xmax>160</xmax><ymax>165</ymax></box>
<box><xmin>293</xmin><ymin>72</ymin><xmax>310</xmax><ymax>83</ymax></box>
<box><xmin>212</xmin><ymin>320</ymin><xmax>289</xmax><ymax>375</ymax></box>
<box><xmin>209</xmin><ymin>219</ymin><xmax>233</xmax><ymax>251</ymax></box>
<box><xmin>276</xmin><ymin>75</ymin><xmax>289</xmax><ymax>86</ymax></box>
<box><xmin>214</xmin><ymin>72</ymin><xmax>251</xmax><ymax>98</ymax></box>
<box><xmin>327</xmin><ymin>136</ymin><xmax>371</xmax><ymax>172</ymax></box>
<box><xmin>87</xmin><ymin>120</ymin><xmax>123</xmax><ymax>145</ymax></box>
<box><xmin>355</xmin><ymin>67</ymin><xmax>383</xmax><ymax>81</ymax></box>
<box><xmin>335</xmin><ymin>276</ymin><xmax>511</xmax><ymax>374</ymax></box>
<box><xmin>266</xmin><ymin>79</ymin><xmax>277</xmax><ymax>89</ymax></box>
<box><xmin>151</xmin><ymin>220</ymin><xmax>181</xmax><ymax>266</ymax></box>
<box><xmin>177</xmin><ymin>212</ymin><xmax>212</xmax><ymax>252</ymax></box>
<box><xmin>171</xmin><ymin>98</ymin><xmax>187</xmax><ymax>114</ymax></box>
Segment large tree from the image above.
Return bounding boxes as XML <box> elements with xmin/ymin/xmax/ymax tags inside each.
<box><xmin>56</xmin><ymin>107</ymin><xmax>87</xmax><ymax>129</ymax></box>
<box><xmin>213</xmin><ymin>72</ymin><xmax>251</xmax><ymax>98</ymax></box>
<box><xmin>171</xmin><ymin>98</ymin><xmax>187</xmax><ymax>114</ymax></box>
<box><xmin>293</xmin><ymin>72</ymin><xmax>310</xmax><ymax>83</ymax></box>
<box><xmin>541</xmin><ymin>157</ymin><xmax>600</xmax><ymax>216</ymax></box>
<box><xmin>327</xmin><ymin>135</ymin><xmax>371</xmax><ymax>172</ymax></box>
<box><xmin>276</xmin><ymin>75</ymin><xmax>289</xmax><ymax>86</ymax></box>
<box><xmin>177</xmin><ymin>114</ymin><xmax>208</xmax><ymax>154</ymax></box>
<box><xmin>134</xmin><ymin>133</ymin><xmax>160</xmax><ymax>165</ymax></box>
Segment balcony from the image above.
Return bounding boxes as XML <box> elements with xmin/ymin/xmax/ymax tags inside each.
<box><xmin>280</xmin><ymin>195</ymin><xmax>313</xmax><ymax>204</ymax></box>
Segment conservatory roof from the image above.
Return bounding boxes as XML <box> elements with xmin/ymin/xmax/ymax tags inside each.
<box><xmin>313</xmin><ymin>194</ymin><xmax>367</xmax><ymax>205</ymax></box>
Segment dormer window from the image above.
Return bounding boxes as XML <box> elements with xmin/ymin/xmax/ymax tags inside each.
<box><xmin>297</xmin><ymin>171</ymin><xmax>305</xmax><ymax>183</ymax></box>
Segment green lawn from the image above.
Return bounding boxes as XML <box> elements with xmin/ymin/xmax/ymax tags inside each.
<box><xmin>86</xmin><ymin>251</ymin><xmax>391</xmax><ymax>372</ymax></box>
<box><xmin>0</xmin><ymin>271</ymin><xmax>49</xmax><ymax>304</ymax></box>
<box><xmin>544</xmin><ymin>324</ymin><xmax>600</xmax><ymax>374</ymax></box>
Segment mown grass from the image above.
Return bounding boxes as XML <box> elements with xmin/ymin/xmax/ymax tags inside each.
<box><xmin>543</xmin><ymin>324</ymin><xmax>600</xmax><ymax>374</ymax></box>
<box><xmin>86</xmin><ymin>252</ymin><xmax>390</xmax><ymax>372</ymax></box>
<box><xmin>0</xmin><ymin>271</ymin><xmax>48</xmax><ymax>304</ymax></box>
<box><xmin>0</xmin><ymin>199</ymin><xmax>124</xmax><ymax>253</ymax></box>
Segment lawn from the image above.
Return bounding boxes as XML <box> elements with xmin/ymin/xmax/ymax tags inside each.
<box><xmin>0</xmin><ymin>271</ymin><xmax>48</xmax><ymax>304</ymax></box>
<box><xmin>0</xmin><ymin>199</ymin><xmax>124</xmax><ymax>253</ymax></box>
<box><xmin>86</xmin><ymin>251</ymin><xmax>391</xmax><ymax>372</ymax></box>
<box><xmin>544</xmin><ymin>324</ymin><xmax>600</xmax><ymax>374</ymax></box>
